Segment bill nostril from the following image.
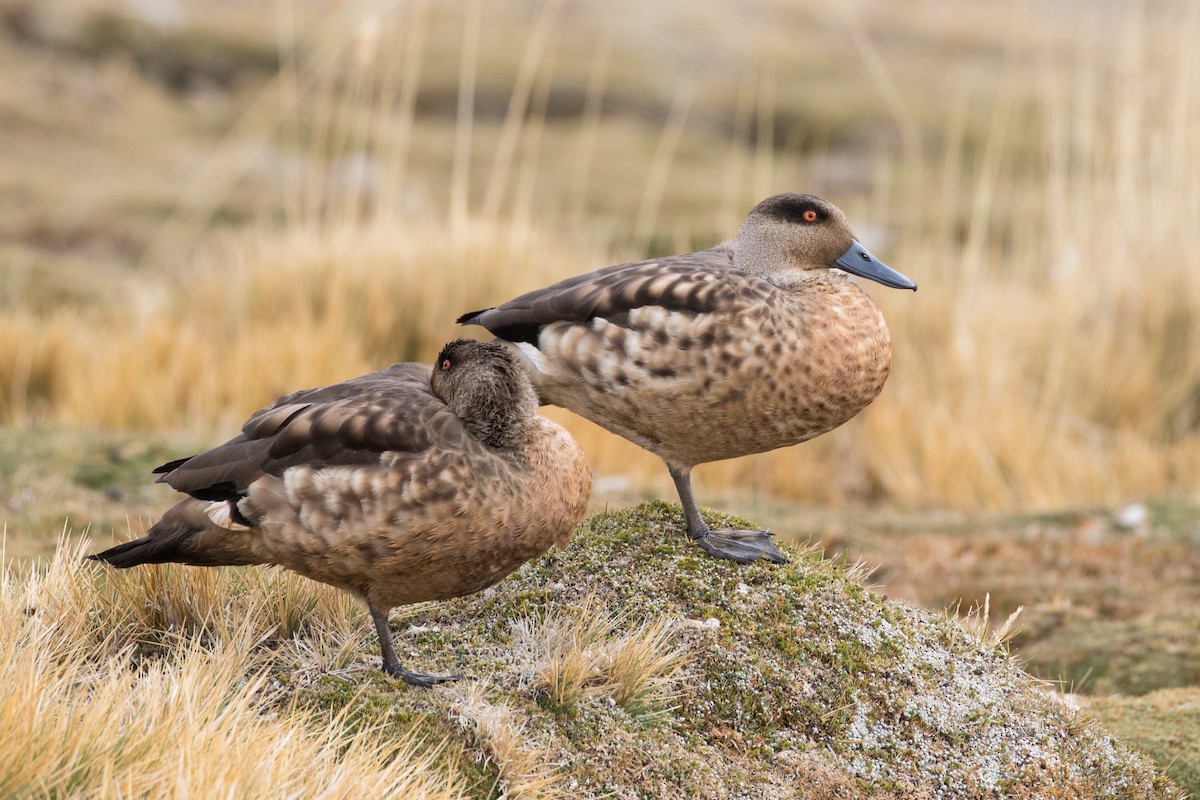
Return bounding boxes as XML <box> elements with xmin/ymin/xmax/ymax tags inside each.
<box><xmin>859</xmin><ymin>251</ymin><xmax>872</xmax><ymax>262</ymax></box>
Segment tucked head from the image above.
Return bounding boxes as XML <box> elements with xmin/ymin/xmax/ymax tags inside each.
<box><xmin>431</xmin><ymin>339</ymin><xmax>539</xmax><ymax>447</ymax></box>
<box><xmin>733</xmin><ymin>193</ymin><xmax>916</xmax><ymax>291</ymax></box>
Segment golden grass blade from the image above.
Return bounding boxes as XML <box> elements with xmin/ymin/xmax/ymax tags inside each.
<box><xmin>444</xmin><ymin>683</ymin><xmax>562</xmax><ymax>800</ymax></box>
<box><xmin>1</xmin><ymin>537</ymin><xmax>465</xmax><ymax>799</ymax></box>
<box><xmin>514</xmin><ymin>597</ymin><xmax>690</xmax><ymax>717</ymax></box>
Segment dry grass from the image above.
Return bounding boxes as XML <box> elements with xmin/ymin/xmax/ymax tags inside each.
<box><xmin>958</xmin><ymin>592</ymin><xmax>1024</xmax><ymax>651</ymax></box>
<box><xmin>514</xmin><ymin>598</ymin><xmax>617</xmax><ymax>710</ymax></box>
<box><xmin>1081</xmin><ymin>688</ymin><xmax>1200</xmax><ymax>796</ymax></box>
<box><xmin>601</xmin><ymin>617</ymin><xmax>690</xmax><ymax>713</ymax></box>
<box><xmin>749</xmin><ymin>494</ymin><xmax>1200</xmax><ymax>706</ymax></box>
<box><xmin>513</xmin><ymin>598</ymin><xmax>690</xmax><ymax>717</ymax></box>
<box><xmin>3</xmin><ymin>1</ymin><xmax>1199</xmax><ymax>511</ymax></box>
<box><xmin>0</xmin><ymin>503</ymin><xmax>1183</xmax><ymax>797</ymax></box>
<box><xmin>444</xmin><ymin>683</ymin><xmax>563</xmax><ymax>800</ymax></box>
<box><xmin>0</xmin><ymin>220</ymin><xmax>600</xmax><ymax>434</ymax></box>
<box><xmin>0</xmin><ymin>535</ymin><xmax>465</xmax><ymax>799</ymax></box>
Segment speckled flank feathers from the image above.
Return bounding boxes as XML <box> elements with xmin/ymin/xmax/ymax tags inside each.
<box><xmin>521</xmin><ymin>262</ymin><xmax>893</xmax><ymax>467</ymax></box>
<box><xmin>89</xmin><ymin>340</ymin><xmax>591</xmax><ymax>684</ymax></box>
<box><xmin>461</xmin><ymin>194</ymin><xmax>915</xmax><ymax>564</ymax></box>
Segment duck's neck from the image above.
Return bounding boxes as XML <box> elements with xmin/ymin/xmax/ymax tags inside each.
<box><xmin>463</xmin><ymin>408</ymin><xmax>535</xmax><ymax>450</ymax></box>
<box><xmin>730</xmin><ymin>230</ymin><xmax>800</xmax><ymax>287</ymax></box>
<box><xmin>452</xmin><ymin>381</ymin><xmax>540</xmax><ymax>450</ymax></box>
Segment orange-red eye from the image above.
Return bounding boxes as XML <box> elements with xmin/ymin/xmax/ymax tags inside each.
<box><xmin>441</xmin><ymin>359</ymin><xmax>452</xmax><ymax>371</ymax></box>
<box><xmin>802</xmin><ymin>209</ymin><xmax>818</xmax><ymax>222</ymax></box>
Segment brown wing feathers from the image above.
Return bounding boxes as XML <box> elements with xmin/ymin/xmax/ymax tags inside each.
<box><xmin>459</xmin><ymin>247</ymin><xmax>751</xmax><ymax>343</ymax></box>
<box><xmin>153</xmin><ymin>363</ymin><xmax>448</xmax><ymax>504</ymax></box>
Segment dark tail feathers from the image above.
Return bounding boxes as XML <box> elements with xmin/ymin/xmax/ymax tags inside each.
<box><xmin>86</xmin><ymin>501</ymin><xmax>260</xmax><ymax>569</ymax></box>
<box><xmin>152</xmin><ymin>455</ymin><xmax>193</xmax><ymax>477</ymax></box>
<box><xmin>456</xmin><ymin>308</ymin><xmax>490</xmax><ymax>325</ymax></box>
<box><xmin>87</xmin><ymin>523</ymin><xmax>199</xmax><ymax>568</ymax></box>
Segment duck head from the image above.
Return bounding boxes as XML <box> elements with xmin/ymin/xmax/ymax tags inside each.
<box><xmin>732</xmin><ymin>193</ymin><xmax>917</xmax><ymax>291</ymax></box>
<box><xmin>432</xmin><ymin>339</ymin><xmax>540</xmax><ymax>448</ymax></box>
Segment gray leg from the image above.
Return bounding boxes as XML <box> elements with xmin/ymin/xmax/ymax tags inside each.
<box><xmin>667</xmin><ymin>464</ymin><xmax>708</xmax><ymax>539</ymax></box>
<box><xmin>667</xmin><ymin>464</ymin><xmax>788</xmax><ymax>565</ymax></box>
<box><xmin>368</xmin><ymin>603</ymin><xmax>465</xmax><ymax>687</ymax></box>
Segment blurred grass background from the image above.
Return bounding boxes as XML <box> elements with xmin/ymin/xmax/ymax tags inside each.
<box><xmin>3</xmin><ymin>0</ymin><xmax>1198</xmax><ymax>512</ymax></box>
<box><xmin>2</xmin><ymin>0</ymin><xmax>1200</xmax><ymax>788</ymax></box>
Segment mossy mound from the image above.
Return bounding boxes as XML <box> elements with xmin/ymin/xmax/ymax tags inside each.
<box><xmin>293</xmin><ymin>502</ymin><xmax>1178</xmax><ymax>799</ymax></box>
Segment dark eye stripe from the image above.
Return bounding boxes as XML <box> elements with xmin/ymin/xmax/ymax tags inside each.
<box><xmin>764</xmin><ymin>200</ymin><xmax>825</xmax><ymax>225</ymax></box>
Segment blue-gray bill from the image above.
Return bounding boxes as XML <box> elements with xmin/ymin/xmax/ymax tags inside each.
<box><xmin>835</xmin><ymin>240</ymin><xmax>917</xmax><ymax>291</ymax></box>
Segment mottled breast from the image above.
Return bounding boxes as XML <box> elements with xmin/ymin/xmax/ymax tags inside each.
<box><xmin>523</xmin><ymin>273</ymin><xmax>892</xmax><ymax>467</ymax></box>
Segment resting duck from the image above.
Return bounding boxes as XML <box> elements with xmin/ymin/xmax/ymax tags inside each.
<box><xmin>89</xmin><ymin>340</ymin><xmax>591</xmax><ymax>686</ymax></box>
<box><xmin>459</xmin><ymin>193</ymin><xmax>915</xmax><ymax>565</ymax></box>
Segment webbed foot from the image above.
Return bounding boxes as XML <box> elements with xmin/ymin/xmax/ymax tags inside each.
<box><xmin>693</xmin><ymin>528</ymin><xmax>789</xmax><ymax>565</ymax></box>
<box><xmin>370</xmin><ymin>603</ymin><xmax>469</xmax><ymax>687</ymax></box>
<box><xmin>667</xmin><ymin>464</ymin><xmax>789</xmax><ymax>565</ymax></box>
<box><xmin>393</xmin><ymin>667</ymin><xmax>468</xmax><ymax>687</ymax></box>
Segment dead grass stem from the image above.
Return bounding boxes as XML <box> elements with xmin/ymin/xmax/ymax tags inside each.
<box><xmin>0</xmin><ymin>534</ymin><xmax>464</xmax><ymax>799</ymax></box>
<box><xmin>514</xmin><ymin>598</ymin><xmax>690</xmax><ymax>717</ymax></box>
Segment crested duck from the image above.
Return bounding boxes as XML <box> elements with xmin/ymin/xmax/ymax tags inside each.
<box><xmin>89</xmin><ymin>340</ymin><xmax>592</xmax><ymax>685</ymax></box>
<box><xmin>458</xmin><ymin>194</ymin><xmax>915</xmax><ymax>564</ymax></box>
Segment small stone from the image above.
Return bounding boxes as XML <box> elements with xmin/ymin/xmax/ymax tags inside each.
<box><xmin>1114</xmin><ymin>502</ymin><xmax>1149</xmax><ymax>531</ymax></box>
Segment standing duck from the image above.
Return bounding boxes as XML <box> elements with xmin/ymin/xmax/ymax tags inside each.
<box><xmin>89</xmin><ymin>340</ymin><xmax>591</xmax><ymax>686</ymax></box>
<box><xmin>458</xmin><ymin>194</ymin><xmax>915</xmax><ymax>565</ymax></box>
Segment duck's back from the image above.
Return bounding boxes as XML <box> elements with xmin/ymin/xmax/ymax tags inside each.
<box><xmin>465</xmin><ymin>251</ymin><xmax>893</xmax><ymax>467</ymax></box>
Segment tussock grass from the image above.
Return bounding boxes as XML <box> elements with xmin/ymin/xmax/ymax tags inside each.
<box><xmin>43</xmin><ymin>532</ymin><xmax>373</xmax><ymax>658</ymax></box>
<box><xmin>0</xmin><ymin>535</ymin><xmax>464</xmax><ymax>799</ymax></box>
<box><xmin>600</xmin><ymin>617</ymin><xmax>690</xmax><ymax>714</ymax></box>
<box><xmin>445</xmin><ymin>683</ymin><xmax>562</xmax><ymax>800</ymax></box>
<box><xmin>0</xmin><ymin>220</ymin><xmax>609</xmax><ymax>434</ymax></box>
<box><xmin>0</xmin><ymin>221</ymin><xmax>668</xmax><ymax>512</ymax></box>
<box><xmin>958</xmin><ymin>592</ymin><xmax>1024</xmax><ymax>652</ymax></box>
<box><xmin>514</xmin><ymin>597</ymin><xmax>617</xmax><ymax>711</ymax></box>
<box><xmin>513</xmin><ymin>597</ymin><xmax>689</xmax><ymax>717</ymax></box>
